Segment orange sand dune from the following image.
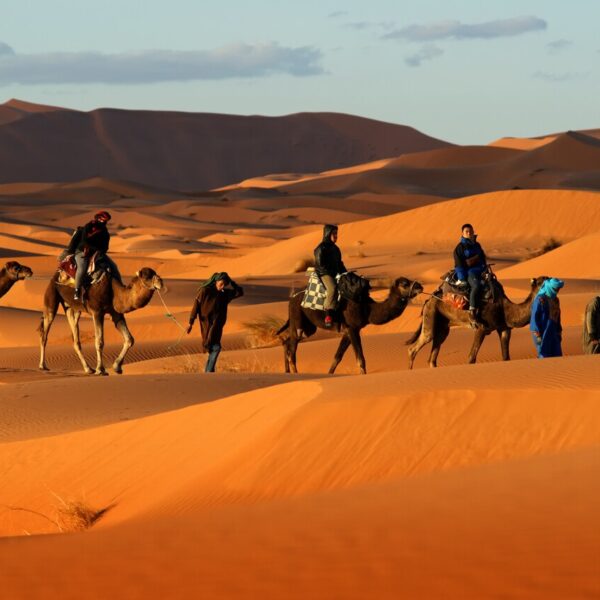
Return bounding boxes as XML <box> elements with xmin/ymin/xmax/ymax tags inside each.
<box><xmin>489</xmin><ymin>135</ymin><xmax>556</xmax><ymax>150</ymax></box>
<box><xmin>0</xmin><ymin>356</ymin><xmax>599</xmax><ymax>597</ymax></box>
<box><xmin>211</xmin><ymin>189</ymin><xmax>600</xmax><ymax>277</ymax></box>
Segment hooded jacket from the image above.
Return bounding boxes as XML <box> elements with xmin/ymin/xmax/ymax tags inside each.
<box><xmin>454</xmin><ymin>235</ymin><xmax>486</xmax><ymax>281</ymax></box>
<box><xmin>76</xmin><ymin>219</ymin><xmax>110</xmax><ymax>255</ymax></box>
<box><xmin>314</xmin><ymin>225</ymin><xmax>346</xmax><ymax>277</ymax></box>
<box><xmin>188</xmin><ymin>278</ymin><xmax>244</xmax><ymax>349</ymax></box>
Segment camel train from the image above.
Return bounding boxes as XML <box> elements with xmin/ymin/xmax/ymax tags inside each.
<box><xmin>0</xmin><ymin>217</ymin><xmax>577</xmax><ymax>376</ymax></box>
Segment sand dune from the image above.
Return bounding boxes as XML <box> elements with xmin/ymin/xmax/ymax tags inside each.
<box><xmin>0</xmin><ymin>102</ymin><xmax>452</xmax><ymax>189</ymax></box>
<box><xmin>1</xmin><ymin>110</ymin><xmax>599</xmax><ymax>598</ymax></box>
<box><xmin>0</xmin><ymin>356</ymin><xmax>599</xmax><ymax>597</ymax></box>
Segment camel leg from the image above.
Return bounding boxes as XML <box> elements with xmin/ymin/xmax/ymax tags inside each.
<box><xmin>111</xmin><ymin>313</ymin><xmax>134</xmax><ymax>374</ymax></box>
<box><xmin>328</xmin><ymin>333</ymin><xmax>352</xmax><ymax>374</ymax></box>
<box><xmin>92</xmin><ymin>312</ymin><xmax>107</xmax><ymax>376</ymax></box>
<box><xmin>408</xmin><ymin>329</ymin><xmax>434</xmax><ymax>370</ymax></box>
<box><xmin>66</xmin><ymin>308</ymin><xmax>93</xmax><ymax>374</ymax></box>
<box><xmin>38</xmin><ymin>309</ymin><xmax>57</xmax><ymax>371</ymax></box>
<box><xmin>283</xmin><ymin>336</ymin><xmax>291</xmax><ymax>373</ymax></box>
<box><xmin>498</xmin><ymin>328</ymin><xmax>512</xmax><ymax>361</ymax></box>
<box><xmin>467</xmin><ymin>329</ymin><xmax>489</xmax><ymax>364</ymax></box>
<box><xmin>287</xmin><ymin>335</ymin><xmax>299</xmax><ymax>374</ymax></box>
<box><xmin>348</xmin><ymin>328</ymin><xmax>366</xmax><ymax>374</ymax></box>
<box><xmin>428</xmin><ymin>320</ymin><xmax>450</xmax><ymax>368</ymax></box>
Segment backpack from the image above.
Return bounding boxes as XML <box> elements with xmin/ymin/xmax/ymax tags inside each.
<box><xmin>337</xmin><ymin>272</ymin><xmax>370</xmax><ymax>302</ymax></box>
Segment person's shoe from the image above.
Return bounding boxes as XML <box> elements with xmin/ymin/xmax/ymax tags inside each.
<box><xmin>324</xmin><ymin>315</ymin><xmax>333</xmax><ymax>328</ymax></box>
<box><xmin>73</xmin><ymin>288</ymin><xmax>81</xmax><ymax>301</ymax></box>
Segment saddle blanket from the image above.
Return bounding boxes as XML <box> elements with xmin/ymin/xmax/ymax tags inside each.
<box><xmin>301</xmin><ymin>272</ymin><xmax>327</xmax><ymax>310</ymax></box>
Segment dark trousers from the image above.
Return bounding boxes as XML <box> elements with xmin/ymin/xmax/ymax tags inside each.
<box><xmin>468</xmin><ymin>271</ymin><xmax>481</xmax><ymax>309</ymax></box>
<box><xmin>205</xmin><ymin>343</ymin><xmax>222</xmax><ymax>372</ymax></box>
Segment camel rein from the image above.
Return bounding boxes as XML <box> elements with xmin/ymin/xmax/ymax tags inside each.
<box><xmin>156</xmin><ymin>289</ymin><xmax>188</xmax><ymax>352</ymax></box>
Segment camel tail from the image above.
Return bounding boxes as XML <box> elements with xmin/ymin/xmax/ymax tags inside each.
<box><xmin>275</xmin><ymin>320</ymin><xmax>290</xmax><ymax>337</ymax></box>
<box><xmin>405</xmin><ymin>323</ymin><xmax>422</xmax><ymax>345</ymax></box>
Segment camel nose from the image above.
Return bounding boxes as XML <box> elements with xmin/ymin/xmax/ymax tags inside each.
<box><xmin>153</xmin><ymin>276</ymin><xmax>164</xmax><ymax>290</ymax></box>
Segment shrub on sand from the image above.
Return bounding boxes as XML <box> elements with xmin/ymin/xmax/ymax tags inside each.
<box><xmin>243</xmin><ymin>315</ymin><xmax>286</xmax><ymax>348</ymax></box>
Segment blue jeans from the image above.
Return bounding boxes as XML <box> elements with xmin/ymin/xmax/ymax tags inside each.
<box><xmin>467</xmin><ymin>271</ymin><xmax>482</xmax><ymax>310</ymax></box>
<box><xmin>205</xmin><ymin>343</ymin><xmax>222</xmax><ymax>372</ymax></box>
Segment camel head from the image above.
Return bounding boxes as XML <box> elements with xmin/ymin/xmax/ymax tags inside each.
<box><xmin>4</xmin><ymin>261</ymin><xmax>33</xmax><ymax>281</ymax></box>
<box><xmin>530</xmin><ymin>276</ymin><xmax>549</xmax><ymax>294</ymax></box>
<box><xmin>393</xmin><ymin>277</ymin><xmax>424</xmax><ymax>300</ymax></box>
<box><xmin>135</xmin><ymin>267</ymin><xmax>164</xmax><ymax>291</ymax></box>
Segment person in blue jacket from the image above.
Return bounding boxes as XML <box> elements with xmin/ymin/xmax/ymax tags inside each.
<box><xmin>454</xmin><ymin>223</ymin><xmax>487</xmax><ymax>324</ymax></box>
<box><xmin>530</xmin><ymin>277</ymin><xmax>564</xmax><ymax>358</ymax></box>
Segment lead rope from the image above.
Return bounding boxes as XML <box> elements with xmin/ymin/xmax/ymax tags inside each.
<box><xmin>156</xmin><ymin>289</ymin><xmax>188</xmax><ymax>353</ymax></box>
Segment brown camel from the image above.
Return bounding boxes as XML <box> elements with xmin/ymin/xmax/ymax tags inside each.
<box><xmin>406</xmin><ymin>276</ymin><xmax>548</xmax><ymax>369</ymax></box>
<box><xmin>39</xmin><ymin>267</ymin><xmax>163</xmax><ymax>375</ymax></box>
<box><xmin>0</xmin><ymin>261</ymin><xmax>33</xmax><ymax>297</ymax></box>
<box><xmin>277</xmin><ymin>277</ymin><xmax>423</xmax><ymax>374</ymax></box>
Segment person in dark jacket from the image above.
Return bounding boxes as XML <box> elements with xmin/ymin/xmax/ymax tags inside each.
<box><xmin>186</xmin><ymin>272</ymin><xmax>244</xmax><ymax>372</ymax></box>
<box><xmin>72</xmin><ymin>211</ymin><xmax>113</xmax><ymax>300</ymax></box>
<box><xmin>530</xmin><ymin>278</ymin><xmax>564</xmax><ymax>358</ymax></box>
<box><xmin>454</xmin><ymin>223</ymin><xmax>487</xmax><ymax>324</ymax></box>
<box><xmin>314</xmin><ymin>224</ymin><xmax>346</xmax><ymax>328</ymax></box>
<box><xmin>582</xmin><ymin>296</ymin><xmax>600</xmax><ymax>354</ymax></box>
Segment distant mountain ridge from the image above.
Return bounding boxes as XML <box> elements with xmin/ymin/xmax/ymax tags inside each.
<box><xmin>0</xmin><ymin>99</ymin><xmax>453</xmax><ymax>190</ymax></box>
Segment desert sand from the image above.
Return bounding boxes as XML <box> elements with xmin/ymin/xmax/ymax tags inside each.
<box><xmin>0</xmin><ymin>103</ymin><xmax>598</xmax><ymax>598</ymax></box>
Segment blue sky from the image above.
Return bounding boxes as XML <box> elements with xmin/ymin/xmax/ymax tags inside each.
<box><xmin>1</xmin><ymin>0</ymin><xmax>598</xmax><ymax>143</ymax></box>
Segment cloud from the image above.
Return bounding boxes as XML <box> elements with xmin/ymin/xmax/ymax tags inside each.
<box><xmin>0</xmin><ymin>41</ymin><xmax>15</xmax><ymax>56</ymax></box>
<box><xmin>405</xmin><ymin>44</ymin><xmax>444</xmax><ymax>67</ymax></box>
<box><xmin>328</xmin><ymin>11</ymin><xmax>348</xmax><ymax>18</ymax></box>
<box><xmin>0</xmin><ymin>42</ymin><xmax>324</xmax><ymax>85</ymax></box>
<box><xmin>546</xmin><ymin>39</ymin><xmax>572</xmax><ymax>53</ymax></box>
<box><xmin>533</xmin><ymin>70</ymin><xmax>588</xmax><ymax>82</ymax></box>
<box><xmin>384</xmin><ymin>16</ymin><xmax>547</xmax><ymax>42</ymax></box>
<box><xmin>345</xmin><ymin>20</ymin><xmax>395</xmax><ymax>32</ymax></box>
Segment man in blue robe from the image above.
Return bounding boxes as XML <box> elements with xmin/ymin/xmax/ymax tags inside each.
<box><xmin>530</xmin><ymin>278</ymin><xmax>564</xmax><ymax>358</ymax></box>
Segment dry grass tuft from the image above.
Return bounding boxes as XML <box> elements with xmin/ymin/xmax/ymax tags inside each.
<box><xmin>526</xmin><ymin>237</ymin><xmax>562</xmax><ymax>260</ymax></box>
<box><xmin>4</xmin><ymin>493</ymin><xmax>111</xmax><ymax>534</ymax></box>
<box><xmin>243</xmin><ymin>315</ymin><xmax>286</xmax><ymax>348</ymax></box>
<box><xmin>56</xmin><ymin>499</ymin><xmax>109</xmax><ymax>532</ymax></box>
<box><xmin>293</xmin><ymin>256</ymin><xmax>315</xmax><ymax>272</ymax></box>
<box><xmin>219</xmin><ymin>352</ymin><xmax>278</xmax><ymax>374</ymax></box>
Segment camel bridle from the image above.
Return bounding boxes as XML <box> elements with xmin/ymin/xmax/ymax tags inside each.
<box><xmin>135</xmin><ymin>270</ymin><xmax>162</xmax><ymax>291</ymax></box>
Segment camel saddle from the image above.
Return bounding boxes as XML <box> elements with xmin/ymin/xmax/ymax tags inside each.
<box><xmin>300</xmin><ymin>271</ymin><xmax>369</xmax><ymax>311</ymax></box>
<box><xmin>57</xmin><ymin>252</ymin><xmax>107</xmax><ymax>287</ymax></box>
<box><xmin>437</xmin><ymin>268</ymin><xmax>501</xmax><ymax>310</ymax></box>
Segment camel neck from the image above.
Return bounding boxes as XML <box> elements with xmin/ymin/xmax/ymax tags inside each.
<box><xmin>112</xmin><ymin>277</ymin><xmax>155</xmax><ymax>314</ymax></box>
<box><xmin>0</xmin><ymin>270</ymin><xmax>17</xmax><ymax>297</ymax></box>
<box><xmin>503</xmin><ymin>287</ymin><xmax>537</xmax><ymax>328</ymax></box>
<box><xmin>368</xmin><ymin>290</ymin><xmax>409</xmax><ymax>325</ymax></box>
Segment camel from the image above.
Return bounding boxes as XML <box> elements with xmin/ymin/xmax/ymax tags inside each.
<box><xmin>277</xmin><ymin>277</ymin><xmax>423</xmax><ymax>374</ymax></box>
<box><xmin>406</xmin><ymin>275</ymin><xmax>548</xmax><ymax>369</ymax></box>
<box><xmin>0</xmin><ymin>261</ymin><xmax>33</xmax><ymax>297</ymax></box>
<box><xmin>39</xmin><ymin>267</ymin><xmax>163</xmax><ymax>375</ymax></box>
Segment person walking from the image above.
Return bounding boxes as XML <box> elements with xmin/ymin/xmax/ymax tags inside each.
<box><xmin>582</xmin><ymin>296</ymin><xmax>600</xmax><ymax>354</ymax></box>
<box><xmin>186</xmin><ymin>272</ymin><xmax>243</xmax><ymax>372</ymax></box>
<box><xmin>530</xmin><ymin>277</ymin><xmax>564</xmax><ymax>358</ymax></box>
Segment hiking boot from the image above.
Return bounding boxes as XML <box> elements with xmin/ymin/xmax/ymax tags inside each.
<box><xmin>73</xmin><ymin>288</ymin><xmax>81</xmax><ymax>301</ymax></box>
<box><xmin>324</xmin><ymin>315</ymin><xmax>333</xmax><ymax>328</ymax></box>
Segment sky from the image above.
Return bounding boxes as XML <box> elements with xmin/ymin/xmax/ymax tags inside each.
<box><xmin>1</xmin><ymin>0</ymin><xmax>598</xmax><ymax>144</ymax></box>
